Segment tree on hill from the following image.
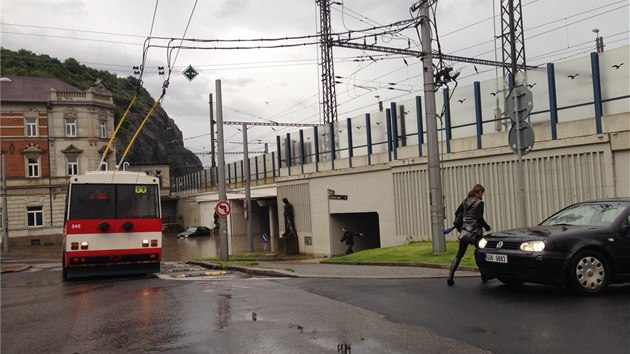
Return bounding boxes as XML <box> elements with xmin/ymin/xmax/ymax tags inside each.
<box><xmin>0</xmin><ymin>47</ymin><xmax>203</xmax><ymax>178</ymax></box>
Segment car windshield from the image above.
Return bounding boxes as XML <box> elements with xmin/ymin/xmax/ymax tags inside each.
<box><xmin>186</xmin><ymin>227</ymin><xmax>197</xmax><ymax>232</ymax></box>
<box><xmin>540</xmin><ymin>201</ymin><xmax>630</xmax><ymax>227</ymax></box>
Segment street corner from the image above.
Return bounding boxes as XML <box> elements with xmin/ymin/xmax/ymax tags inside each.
<box><xmin>0</xmin><ymin>264</ymin><xmax>32</xmax><ymax>273</ymax></box>
<box><xmin>158</xmin><ymin>261</ymin><xmax>234</xmax><ymax>280</ymax></box>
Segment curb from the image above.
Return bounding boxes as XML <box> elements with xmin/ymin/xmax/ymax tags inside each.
<box><xmin>188</xmin><ymin>260</ymin><xmax>479</xmax><ymax>278</ymax></box>
<box><xmin>188</xmin><ymin>261</ymin><xmax>300</xmax><ymax>278</ymax></box>
<box><xmin>0</xmin><ymin>264</ymin><xmax>32</xmax><ymax>273</ymax></box>
<box><xmin>323</xmin><ymin>260</ymin><xmax>479</xmax><ymax>272</ymax></box>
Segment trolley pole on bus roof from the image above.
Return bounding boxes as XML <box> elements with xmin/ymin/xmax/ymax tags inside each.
<box><xmin>215</xmin><ymin>80</ymin><xmax>229</xmax><ymax>261</ymax></box>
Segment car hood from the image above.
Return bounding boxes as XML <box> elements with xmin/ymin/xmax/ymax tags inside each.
<box><xmin>487</xmin><ymin>224</ymin><xmax>600</xmax><ymax>239</ymax></box>
<box><xmin>179</xmin><ymin>231</ymin><xmax>194</xmax><ymax>235</ymax></box>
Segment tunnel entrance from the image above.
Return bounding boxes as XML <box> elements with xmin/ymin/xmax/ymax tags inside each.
<box><xmin>330</xmin><ymin>212</ymin><xmax>380</xmax><ymax>256</ymax></box>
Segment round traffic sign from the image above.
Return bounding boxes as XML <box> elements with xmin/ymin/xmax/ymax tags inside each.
<box><xmin>508</xmin><ymin>121</ymin><xmax>535</xmax><ymax>156</ymax></box>
<box><xmin>215</xmin><ymin>200</ymin><xmax>231</xmax><ymax>217</ymax></box>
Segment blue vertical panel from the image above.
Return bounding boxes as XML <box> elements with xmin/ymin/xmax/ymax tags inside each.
<box><xmin>390</xmin><ymin>102</ymin><xmax>398</xmax><ymax>160</ymax></box>
<box><xmin>443</xmin><ymin>88</ymin><xmax>452</xmax><ymax>153</ymax></box>
<box><xmin>276</xmin><ymin>135</ymin><xmax>281</xmax><ymax>173</ymax></box>
<box><xmin>285</xmin><ymin>133</ymin><xmax>291</xmax><ymax>176</ymax></box>
<box><xmin>591</xmin><ymin>52</ymin><xmax>603</xmax><ymax>134</ymax></box>
<box><xmin>329</xmin><ymin>122</ymin><xmax>335</xmax><ymax>170</ymax></box>
<box><xmin>474</xmin><ymin>82</ymin><xmax>483</xmax><ymax>149</ymax></box>
<box><xmin>262</xmin><ymin>155</ymin><xmax>267</xmax><ymax>179</ymax></box>
<box><xmin>299</xmin><ymin>129</ymin><xmax>305</xmax><ymax>174</ymax></box>
<box><xmin>547</xmin><ymin>63</ymin><xmax>558</xmax><ymax>140</ymax></box>
<box><xmin>399</xmin><ymin>104</ymin><xmax>407</xmax><ymax>146</ymax></box>
<box><xmin>313</xmin><ymin>126</ymin><xmax>320</xmax><ymax>172</ymax></box>
<box><xmin>385</xmin><ymin>108</ymin><xmax>392</xmax><ymax>161</ymax></box>
<box><xmin>227</xmin><ymin>163</ymin><xmax>231</xmax><ymax>184</ymax></box>
<box><xmin>346</xmin><ymin>118</ymin><xmax>353</xmax><ymax>168</ymax></box>
<box><xmin>508</xmin><ymin>73</ymin><xmax>515</xmax><ymax>127</ymax></box>
<box><xmin>254</xmin><ymin>156</ymin><xmax>259</xmax><ymax>181</ymax></box>
<box><xmin>240</xmin><ymin>160</ymin><xmax>244</xmax><ymax>183</ymax></box>
<box><xmin>416</xmin><ymin>96</ymin><xmax>423</xmax><ymax>157</ymax></box>
<box><xmin>271</xmin><ymin>152</ymin><xmax>276</xmax><ymax>177</ymax></box>
<box><xmin>365</xmin><ymin>113</ymin><xmax>372</xmax><ymax>166</ymax></box>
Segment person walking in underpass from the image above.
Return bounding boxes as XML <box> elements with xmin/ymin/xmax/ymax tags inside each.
<box><xmin>447</xmin><ymin>184</ymin><xmax>492</xmax><ymax>286</ymax></box>
<box><xmin>339</xmin><ymin>227</ymin><xmax>363</xmax><ymax>255</ymax></box>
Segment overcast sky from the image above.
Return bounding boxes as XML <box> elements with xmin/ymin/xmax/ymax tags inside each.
<box><xmin>1</xmin><ymin>0</ymin><xmax>628</xmax><ymax>167</ymax></box>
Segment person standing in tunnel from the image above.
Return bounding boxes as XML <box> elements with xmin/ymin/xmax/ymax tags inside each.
<box><xmin>339</xmin><ymin>227</ymin><xmax>364</xmax><ymax>255</ymax></box>
<box><xmin>447</xmin><ymin>184</ymin><xmax>492</xmax><ymax>286</ymax></box>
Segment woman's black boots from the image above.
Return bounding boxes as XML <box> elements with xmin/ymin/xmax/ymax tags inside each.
<box><xmin>447</xmin><ymin>257</ymin><xmax>461</xmax><ymax>286</ymax></box>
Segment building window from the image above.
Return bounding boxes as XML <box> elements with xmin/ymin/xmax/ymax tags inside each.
<box><xmin>27</xmin><ymin>157</ymin><xmax>40</xmax><ymax>177</ymax></box>
<box><xmin>25</xmin><ymin>118</ymin><xmax>38</xmax><ymax>137</ymax></box>
<box><xmin>27</xmin><ymin>206</ymin><xmax>44</xmax><ymax>227</ymax></box>
<box><xmin>99</xmin><ymin>120</ymin><xmax>107</xmax><ymax>138</ymax></box>
<box><xmin>65</xmin><ymin>118</ymin><xmax>77</xmax><ymax>137</ymax></box>
<box><xmin>67</xmin><ymin>156</ymin><xmax>79</xmax><ymax>176</ymax></box>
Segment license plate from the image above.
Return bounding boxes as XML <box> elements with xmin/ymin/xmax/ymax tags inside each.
<box><xmin>486</xmin><ymin>254</ymin><xmax>508</xmax><ymax>263</ymax></box>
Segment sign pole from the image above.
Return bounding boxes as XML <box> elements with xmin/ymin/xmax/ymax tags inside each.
<box><xmin>216</xmin><ymin>80</ymin><xmax>229</xmax><ymax>261</ymax></box>
<box><xmin>514</xmin><ymin>93</ymin><xmax>528</xmax><ymax>227</ymax></box>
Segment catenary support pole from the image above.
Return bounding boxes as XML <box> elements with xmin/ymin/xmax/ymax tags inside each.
<box><xmin>420</xmin><ymin>2</ymin><xmax>446</xmax><ymax>253</ymax></box>
<box><xmin>242</xmin><ymin>123</ymin><xmax>253</xmax><ymax>252</ymax></box>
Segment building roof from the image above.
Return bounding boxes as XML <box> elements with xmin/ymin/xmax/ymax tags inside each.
<box><xmin>0</xmin><ymin>75</ymin><xmax>82</xmax><ymax>103</ymax></box>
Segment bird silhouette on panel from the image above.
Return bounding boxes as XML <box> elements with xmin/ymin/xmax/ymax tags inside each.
<box><xmin>338</xmin><ymin>130</ymin><xmax>343</xmax><ymax>133</ymax></box>
<box><xmin>490</xmin><ymin>91</ymin><xmax>498</xmax><ymax>96</ymax></box>
<box><xmin>375</xmin><ymin>121</ymin><xmax>382</xmax><ymax>125</ymax></box>
<box><xmin>457</xmin><ymin>99</ymin><xmax>466</xmax><ymax>104</ymax></box>
<box><xmin>356</xmin><ymin>126</ymin><xmax>362</xmax><ymax>130</ymax></box>
<box><xmin>612</xmin><ymin>63</ymin><xmax>624</xmax><ymax>69</ymax></box>
<box><xmin>527</xmin><ymin>83</ymin><xmax>537</xmax><ymax>88</ymax></box>
<box><xmin>567</xmin><ymin>74</ymin><xmax>579</xmax><ymax>79</ymax></box>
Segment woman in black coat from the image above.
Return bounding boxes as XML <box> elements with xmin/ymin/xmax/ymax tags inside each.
<box><xmin>447</xmin><ymin>184</ymin><xmax>491</xmax><ymax>286</ymax></box>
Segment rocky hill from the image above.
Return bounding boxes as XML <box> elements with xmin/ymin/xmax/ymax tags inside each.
<box><xmin>0</xmin><ymin>48</ymin><xmax>203</xmax><ymax>178</ymax></box>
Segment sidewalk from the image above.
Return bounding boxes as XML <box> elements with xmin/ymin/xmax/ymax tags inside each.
<box><xmin>191</xmin><ymin>258</ymin><xmax>480</xmax><ymax>279</ymax></box>
<box><xmin>1</xmin><ymin>246</ymin><xmax>60</xmax><ymax>273</ymax></box>
<box><xmin>1</xmin><ymin>247</ymin><xmax>480</xmax><ymax>279</ymax></box>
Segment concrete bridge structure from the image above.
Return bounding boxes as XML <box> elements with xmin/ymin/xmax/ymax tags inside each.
<box><xmin>174</xmin><ymin>47</ymin><xmax>630</xmax><ymax>257</ymax></box>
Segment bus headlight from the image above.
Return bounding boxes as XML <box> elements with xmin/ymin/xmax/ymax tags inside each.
<box><xmin>520</xmin><ymin>240</ymin><xmax>545</xmax><ymax>252</ymax></box>
<box><xmin>142</xmin><ymin>239</ymin><xmax>149</xmax><ymax>247</ymax></box>
<box><xmin>80</xmin><ymin>241</ymin><xmax>89</xmax><ymax>250</ymax></box>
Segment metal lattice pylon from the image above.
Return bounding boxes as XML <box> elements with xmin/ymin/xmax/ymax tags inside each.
<box><xmin>317</xmin><ymin>0</ymin><xmax>338</xmax><ymax>124</ymax></box>
<box><xmin>501</xmin><ymin>0</ymin><xmax>527</xmax><ymax>79</ymax></box>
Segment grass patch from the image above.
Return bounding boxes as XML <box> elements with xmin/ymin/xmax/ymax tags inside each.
<box><xmin>324</xmin><ymin>241</ymin><xmax>477</xmax><ymax>268</ymax></box>
<box><xmin>196</xmin><ymin>241</ymin><xmax>477</xmax><ymax>269</ymax></box>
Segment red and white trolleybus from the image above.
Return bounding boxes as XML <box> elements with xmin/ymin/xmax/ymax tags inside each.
<box><xmin>62</xmin><ymin>171</ymin><xmax>162</xmax><ymax>280</ymax></box>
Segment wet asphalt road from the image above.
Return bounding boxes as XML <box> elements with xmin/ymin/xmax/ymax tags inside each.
<box><xmin>1</xmin><ymin>259</ymin><xmax>629</xmax><ymax>354</ymax></box>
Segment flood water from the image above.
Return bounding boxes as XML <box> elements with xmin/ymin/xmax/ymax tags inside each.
<box><xmin>161</xmin><ymin>232</ymin><xmax>220</xmax><ymax>261</ymax></box>
<box><xmin>161</xmin><ymin>231</ymin><xmax>269</xmax><ymax>261</ymax></box>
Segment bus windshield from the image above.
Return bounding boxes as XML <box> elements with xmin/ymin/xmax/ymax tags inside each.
<box><xmin>69</xmin><ymin>184</ymin><xmax>159</xmax><ymax>219</ymax></box>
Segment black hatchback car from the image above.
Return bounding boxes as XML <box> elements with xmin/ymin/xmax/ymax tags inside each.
<box><xmin>177</xmin><ymin>226</ymin><xmax>212</xmax><ymax>238</ymax></box>
<box><xmin>475</xmin><ymin>198</ymin><xmax>630</xmax><ymax>295</ymax></box>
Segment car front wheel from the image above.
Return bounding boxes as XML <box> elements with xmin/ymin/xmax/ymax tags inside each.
<box><xmin>568</xmin><ymin>250</ymin><xmax>609</xmax><ymax>295</ymax></box>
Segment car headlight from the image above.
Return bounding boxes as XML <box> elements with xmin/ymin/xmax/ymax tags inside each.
<box><xmin>477</xmin><ymin>238</ymin><xmax>488</xmax><ymax>249</ymax></box>
<box><xmin>520</xmin><ymin>240</ymin><xmax>545</xmax><ymax>252</ymax></box>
